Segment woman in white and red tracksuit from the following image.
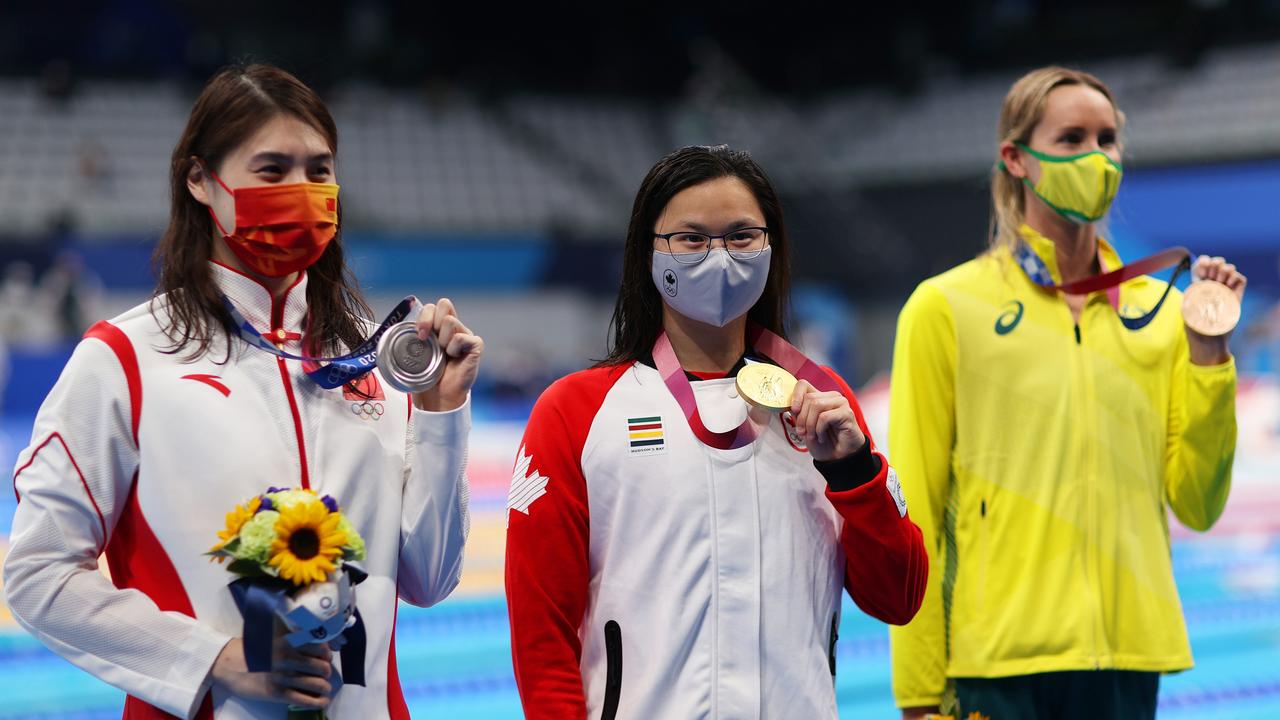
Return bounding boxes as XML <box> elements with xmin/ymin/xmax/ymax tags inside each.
<box><xmin>4</xmin><ymin>64</ymin><xmax>483</xmax><ymax>719</ymax></box>
<box><xmin>504</xmin><ymin>145</ymin><xmax>928</xmax><ymax>719</ymax></box>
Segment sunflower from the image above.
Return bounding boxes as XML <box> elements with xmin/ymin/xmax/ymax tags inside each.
<box><xmin>209</xmin><ymin>495</ymin><xmax>262</xmax><ymax>556</ymax></box>
<box><xmin>268</xmin><ymin>497</ymin><xmax>347</xmax><ymax>586</ymax></box>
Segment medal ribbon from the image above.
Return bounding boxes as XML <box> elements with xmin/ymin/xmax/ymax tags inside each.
<box><xmin>222</xmin><ymin>294</ymin><xmax>418</xmax><ymax>389</ymax></box>
<box><xmin>652</xmin><ymin>323</ymin><xmax>839</xmax><ymax>450</ymax></box>
<box><xmin>1014</xmin><ymin>243</ymin><xmax>1191</xmax><ymax>330</ymax></box>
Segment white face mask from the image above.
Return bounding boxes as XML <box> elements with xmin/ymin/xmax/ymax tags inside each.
<box><xmin>651</xmin><ymin>246</ymin><xmax>772</xmax><ymax>328</ymax></box>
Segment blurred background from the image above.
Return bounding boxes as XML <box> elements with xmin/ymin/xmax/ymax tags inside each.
<box><xmin>0</xmin><ymin>1</ymin><xmax>1278</xmax><ymax>717</ymax></box>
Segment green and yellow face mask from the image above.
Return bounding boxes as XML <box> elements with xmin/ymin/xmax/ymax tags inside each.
<box><xmin>1016</xmin><ymin>143</ymin><xmax>1123</xmax><ymax>224</ymax></box>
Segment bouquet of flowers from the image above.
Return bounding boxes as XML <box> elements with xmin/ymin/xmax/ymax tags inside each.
<box><xmin>208</xmin><ymin>487</ymin><xmax>368</xmax><ymax>719</ymax></box>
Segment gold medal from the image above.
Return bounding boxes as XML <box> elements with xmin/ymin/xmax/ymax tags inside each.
<box><xmin>1181</xmin><ymin>281</ymin><xmax>1240</xmax><ymax>337</ymax></box>
<box><xmin>736</xmin><ymin>362</ymin><xmax>797</xmax><ymax>412</ymax></box>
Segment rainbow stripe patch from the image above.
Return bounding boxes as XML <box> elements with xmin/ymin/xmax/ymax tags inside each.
<box><xmin>628</xmin><ymin>416</ymin><xmax>665</xmax><ymax>454</ymax></box>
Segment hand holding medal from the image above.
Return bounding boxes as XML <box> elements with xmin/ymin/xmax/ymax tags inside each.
<box><xmin>734</xmin><ymin>361</ymin><xmax>867</xmax><ymax>462</ymax></box>
<box><xmin>399</xmin><ymin>298</ymin><xmax>484</xmax><ymax>412</ymax></box>
<box><xmin>1183</xmin><ymin>256</ymin><xmax>1247</xmax><ymax>364</ymax></box>
<box><xmin>786</xmin><ymin>378</ymin><xmax>867</xmax><ymax>462</ymax></box>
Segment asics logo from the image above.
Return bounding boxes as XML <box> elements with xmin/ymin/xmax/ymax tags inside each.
<box><xmin>995</xmin><ymin>300</ymin><xmax>1024</xmax><ymax>335</ymax></box>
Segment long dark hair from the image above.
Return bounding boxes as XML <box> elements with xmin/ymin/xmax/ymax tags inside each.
<box><xmin>600</xmin><ymin>145</ymin><xmax>792</xmax><ymax>366</ymax></box>
<box><xmin>153</xmin><ymin>63</ymin><xmax>371</xmax><ymax>360</ymax></box>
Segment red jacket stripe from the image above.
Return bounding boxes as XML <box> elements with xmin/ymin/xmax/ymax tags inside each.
<box><xmin>84</xmin><ymin>321</ymin><xmax>142</xmax><ymax>445</ymax></box>
<box><xmin>12</xmin><ymin>432</ymin><xmax>107</xmax><ymax>538</ymax></box>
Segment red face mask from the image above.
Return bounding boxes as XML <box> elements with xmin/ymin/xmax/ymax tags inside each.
<box><xmin>208</xmin><ymin>170</ymin><xmax>340</xmax><ymax>278</ymax></box>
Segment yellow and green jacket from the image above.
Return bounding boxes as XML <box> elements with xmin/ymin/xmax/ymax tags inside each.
<box><xmin>887</xmin><ymin>224</ymin><xmax>1237</xmax><ymax>708</ymax></box>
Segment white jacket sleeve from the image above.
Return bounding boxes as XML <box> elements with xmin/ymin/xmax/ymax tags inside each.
<box><xmin>395</xmin><ymin>394</ymin><xmax>471</xmax><ymax>607</ymax></box>
<box><xmin>4</xmin><ymin>337</ymin><xmax>231</xmax><ymax>719</ymax></box>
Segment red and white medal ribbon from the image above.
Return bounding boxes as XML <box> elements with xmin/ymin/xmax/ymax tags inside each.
<box><xmin>651</xmin><ymin>323</ymin><xmax>839</xmax><ymax>450</ymax></box>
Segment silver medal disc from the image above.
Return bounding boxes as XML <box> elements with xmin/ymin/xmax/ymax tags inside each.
<box><xmin>376</xmin><ymin>321</ymin><xmax>445</xmax><ymax>394</ymax></box>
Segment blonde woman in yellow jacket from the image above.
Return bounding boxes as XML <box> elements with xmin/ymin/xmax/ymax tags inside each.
<box><xmin>889</xmin><ymin>67</ymin><xmax>1246</xmax><ymax>720</ymax></box>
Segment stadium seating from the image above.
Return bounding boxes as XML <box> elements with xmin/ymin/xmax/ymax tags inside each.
<box><xmin>1</xmin><ymin>43</ymin><xmax>1278</xmax><ymax>236</ymax></box>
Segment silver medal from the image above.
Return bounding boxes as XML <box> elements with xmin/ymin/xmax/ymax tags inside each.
<box><xmin>376</xmin><ymin>321</ymin><xmax>445</xmax><ymax>394</ymax></box>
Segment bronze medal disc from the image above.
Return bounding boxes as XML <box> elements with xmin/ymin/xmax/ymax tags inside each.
<box><xmin>1181</xmin><ymin>281</ymin><xmax>1240</xmax><ymax>337</ymax></box>
<box><xmin>736</xmin><ymin>363</ymin><xmax>798</xmax><ymax>413</ymax></box>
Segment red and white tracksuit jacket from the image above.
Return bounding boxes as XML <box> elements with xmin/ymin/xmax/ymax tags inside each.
<box><xmin>4</xmin><ymin>263</ymin><xmax>471</xmax><ymax>719</ymax></box>
<box><xmin>504</xmin><ymin>359</ymin><xmax>927</xmax><ymax>720</ymax></box>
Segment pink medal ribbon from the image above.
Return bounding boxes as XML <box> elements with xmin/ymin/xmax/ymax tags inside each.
<box><xmin>651</xmin><ymin>323</ymin><xmax>839</xmax><ymax>450</ymax></box>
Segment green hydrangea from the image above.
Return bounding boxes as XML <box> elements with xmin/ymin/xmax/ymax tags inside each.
<box><xmin>337</xmin><ymin>516</ymin><xmax>366</xmax><ymax>562</ymax></box>
<box><xmin>268</xmin><ymin>489</ymin><xmax>318</xmax><ymax>510</ymax></box>
<box><xmin>234</xmin><ymin>510</ymin><xmax>280</xmax><ymax>564</ymax></box>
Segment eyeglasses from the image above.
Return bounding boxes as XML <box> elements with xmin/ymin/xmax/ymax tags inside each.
<box><xmin>654</xmin><ymin>226</ymin><xmax>770</xmax><ymax>265</ymax></box>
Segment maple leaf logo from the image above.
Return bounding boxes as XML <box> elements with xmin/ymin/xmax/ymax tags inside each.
<box><xmin>507</xmin><ymin>444</ymin><xmax>549</xmax><ymax>526</ymax></box>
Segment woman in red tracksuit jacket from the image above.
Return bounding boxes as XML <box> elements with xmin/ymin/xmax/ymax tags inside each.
<box><xmin>505</xmin><ymin>144</ymin><xmax>928</xmax><ymax>719</ymax></box>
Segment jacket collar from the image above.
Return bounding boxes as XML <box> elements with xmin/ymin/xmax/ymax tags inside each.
<box><xmin>210</xmin><ymin>260</ymin><xmax>309</xmax><ymax>336</ymax></box>
<box><xmin>1018</xmin><ymin>224</ymin><xmax>1152</xmax><ymax>299</ymax></box>
<box><xmin>637</xmin><ymin>351</ymin><xmax>753</xmax><ymax>382</ymax></box>
<box><xmin>1016</xmin><ymin>222</ymin><xmax>1127</xmax><ymax>286</ymax></box>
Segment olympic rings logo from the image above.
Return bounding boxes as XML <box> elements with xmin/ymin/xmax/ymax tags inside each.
<box><xmin>327</xmin><ymin>364</ymin><xmax>361</xmax><ymax>385</ymax></box>
<box><xmin>351</xmin><ymin>401</ymin><xmax>385</xmax><ymax>421</ymax></box>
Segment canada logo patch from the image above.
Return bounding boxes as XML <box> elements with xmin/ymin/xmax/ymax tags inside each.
<box><xmin>508</xmin><ymin>444</ymin><xmax>549</xmax><ymax>527</ymax></box>
<box><xmin>781</xmin><ymin>412</ymin><xmax>808</xmax><ymax>452</ymax></box>
<box><xmin>627</xmin><ymin>416</ymin><xmax>666</xmax><ymax>455</ymax></box>
<box><xmin>661</xmin><ymin>269</ymin><xmax>678</xmax><ymax>297</ymax></box>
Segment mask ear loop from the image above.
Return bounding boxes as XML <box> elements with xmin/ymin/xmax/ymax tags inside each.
<box><xmin>197</xmin><ymin>159</ymin><xmax>236</xmax><ymax>238</ymax></box>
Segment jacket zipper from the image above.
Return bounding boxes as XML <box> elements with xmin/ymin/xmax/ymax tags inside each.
<box><xmin>827</xmin><ymin>612</ymin><xmax>839</xmax><ymax>680</ymax></box>
<box><xmin>1072</xmin><ymin>302</ymin><xmax>1102</xmax><ymax>667</ymax></box>
<box><xmin>1084</xmin><ymin>310</ymin><xmax>1104</xmax><ymax>667</ymax></box>
<box><xmin>601</xmin><ymin>620</ymin><xmax>623</xmax><ymax>720</ymax></box>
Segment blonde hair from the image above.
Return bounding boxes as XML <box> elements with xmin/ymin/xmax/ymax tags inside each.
<box><xmin>988</xmin><ymin>66</ymin><xmax>1124</xmax><ymax>254</ymax></box>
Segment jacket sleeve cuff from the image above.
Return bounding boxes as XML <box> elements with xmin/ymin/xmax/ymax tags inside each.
<box><xmin>412</xmin><ymin>392</ymin><xmax>472</xmax><ymax>447</ymax></box>
<box><xmin>172</xmin><ymin>625</ymin><xmax>233</xmax><ymax>719</ymax></box>
<box><xmin>813</xmin><ymin>440</ymin><xmax>882</xmax><ymax>492</ymax></box>
<box><xmin>896</xmin><ymin>695</ymin><xmax>944</xmax><ymax>710</ymax></box>
<box><xmin>1189</xmin><ymin>354</ymin><xmax>1236</xmax><ymax>378</ymax></box>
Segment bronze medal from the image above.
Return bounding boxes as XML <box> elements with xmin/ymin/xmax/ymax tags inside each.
<box><xmin>1181</xmin><ymin>281</ymin><xmax>1240</xmax><ymax>337</ymax></box>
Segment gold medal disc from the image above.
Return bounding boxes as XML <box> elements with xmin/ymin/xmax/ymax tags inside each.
<box><xmin>736</xmin><ymin>363</ymin><xmax>798</xmax><ymax>412</ymax></box>
<box><xmin>1181</xmin><ymin>281</ymin><xmax>1240</xmax><ymax>337</ymax></box>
